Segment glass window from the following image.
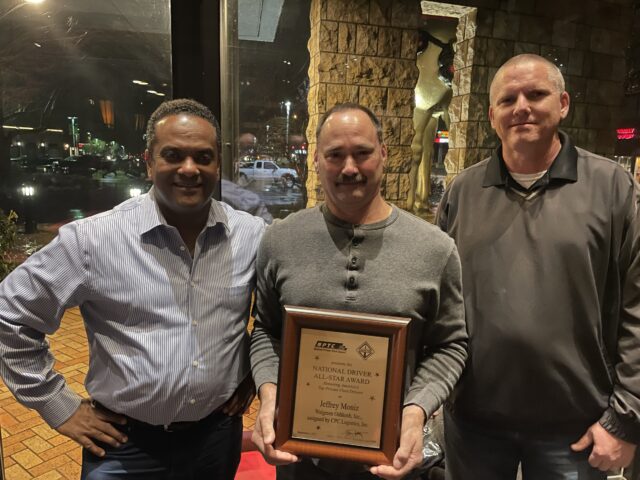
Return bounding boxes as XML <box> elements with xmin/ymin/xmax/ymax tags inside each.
<box><xmin>221</xmin><ymin>0</ymin><xmax>311</xmax><ymax>222</ymax></box>
<box><xmin>0</xmin><ymin>0</ymin><xmax>171</xmax><ymax>232</ymax></box>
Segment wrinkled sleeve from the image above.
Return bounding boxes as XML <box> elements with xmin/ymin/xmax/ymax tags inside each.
<box><xmin>404</xmin><ymin>244</ymin><xmax>468</xmax><ymax>417</ymax></box>
<box><xmin>249</xmin><ymin>227</ymin><xmax>282</xmax><ymax>389</ymax></box>
<box><xmin>435</xmin><ymin>184</ymin><xmax>452</xmax><ymax>234</ymax></box>
<box><xmin>0</xmin><ymin>223</ymin><xmax>87</xmax><ymax>428</ymax></box>
<box><xmin>601</xmin><ymin>179</ymin><xmax>640</xmax><ymax>442</ymax></box>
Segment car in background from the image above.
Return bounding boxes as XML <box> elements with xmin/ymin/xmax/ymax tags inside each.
<box><xmin>238</xmin><ymin>159</ymin><xmax>299</xmax><ymax>188</ymax></box>
<box><xmin>17</xmin><ymin>156</ymin><xmax>60</xmax><ymax>174</ymax></box>
<box><xmin>57</xmin><ymin>155</ymin><xmax>102</xmax><ymax>176</ymax></box>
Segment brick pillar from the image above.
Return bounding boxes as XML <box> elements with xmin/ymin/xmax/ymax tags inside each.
<box><xmin>306</xmin><ymin>0</ymin><xmax>420</xmax><ymax>208</ymax></box>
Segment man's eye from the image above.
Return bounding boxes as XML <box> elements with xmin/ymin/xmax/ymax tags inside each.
<box><xmin>196</xmin><ymin>153</ymin><xmax>213</xmax><ymax>164</ymax></box>
<box><xmin>163</xmin><ymin>150</ymin><xmax>180</xmax><ymax>162</ymax></box>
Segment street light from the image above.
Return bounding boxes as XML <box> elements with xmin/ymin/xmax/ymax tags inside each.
<box><xmin>68</xmin><ymin>116</ymin><xmax>78</xmax><ymax>152</ymax></box>
<box><xmin>19</xmin><ymin>184</ymin><xmax>36</xmax><ymax>233</ymax></box>
<box><xmin>0</xmin><ymin>0</ymin><xmax>45</xmax><ymax>21</ymax></box>
<box><xmin>284</xmin><ymin>100</ymin><xmax>291</xmax><ymax>159</ymax></box>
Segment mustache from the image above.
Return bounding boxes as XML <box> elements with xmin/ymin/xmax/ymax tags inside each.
<box><xmin>336</xmin><ymin>174</ymin><xmax>366</xmax><ymax>184</ymax></box>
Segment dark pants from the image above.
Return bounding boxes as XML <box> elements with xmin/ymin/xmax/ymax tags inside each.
<box><xmin>81</xmin><ymin>411</ymin><xmax>242</xmax><ymax>480</ymax></box>
<box><xmin>444</xmin><ymin>411</ymin><xmax>605</xmax><ymax>480</ymax></box>
<box><xmin>276</xmin><ymin>458</ymin><xmax>379</xmax><ymax>480</ymax></box>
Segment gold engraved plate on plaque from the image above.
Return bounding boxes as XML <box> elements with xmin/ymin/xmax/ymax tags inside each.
<box><xmin>291</xmin><ymin>328</ymin><xmax>389</xmax><ymax>448</ymax></box>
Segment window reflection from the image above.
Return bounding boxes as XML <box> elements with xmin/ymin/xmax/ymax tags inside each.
<box><xmin>0</xmin><ymin>0</ymin><xmax>171</xmax><ymax>228</ymax></box>
<box><xmin>222</xmin><ymin>0</ymin><xmax>311</xmax><ymax>221</ymax></box>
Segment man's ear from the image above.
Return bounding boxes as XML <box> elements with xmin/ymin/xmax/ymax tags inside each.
<box><xmin>559</xmin><ymin>91</ymin><xmax>570</xmax><ymax>120</ymax></box>
<box><xmin>144</xmin><ymin>149</ymin><xmax>152</xmax><ymax>178</ymax></box>
<box><xmin>313</xmin><ymin>151</ymin><xmax>319</xmax><ymax>174</ymax></box>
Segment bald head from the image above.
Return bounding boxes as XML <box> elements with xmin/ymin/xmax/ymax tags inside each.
<box><xmin>489</xmin><ymin>54</ymin><xmax>565</xmax><ymax>104</ymax></box>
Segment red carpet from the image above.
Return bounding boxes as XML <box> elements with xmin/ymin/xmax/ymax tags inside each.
<box><xmin>236</xmin><ymin>451</ymin><xmax>276</xmax><ymax>480</ymax></box>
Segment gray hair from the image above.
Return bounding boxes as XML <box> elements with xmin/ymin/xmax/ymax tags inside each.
<box><xmin>489</xmin><ymin>54</ymin><xmax>566</xmax><ymax>104</ymax></box>
<box><xmin>145</xmin><ymin>98</ymin><xmax>221</xmax><ymax>155</ymax></box>
<box><xmin>316</xmin><ymin>103</ymin><xmax>384</xmax><ymax>144</ymax></box>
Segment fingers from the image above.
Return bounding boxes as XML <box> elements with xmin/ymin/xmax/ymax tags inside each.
<box><xmin>570</xmin><ymin>431</ymin><xmax>593</xmax><ymax>452</ymax></box>
<box><xmin>94</xmin><ymin>408</ymin><xmax>128</xmax><ymax>426</ymax></box>
<box><xmin>56</xmin><ymin>400</ymin><xmax>129</xmax><ymax>457</ymax></box>
<box><xmin>251</xmin><ymin>402</ymin><xmax>298</xmax><ymax>466</ymax></box>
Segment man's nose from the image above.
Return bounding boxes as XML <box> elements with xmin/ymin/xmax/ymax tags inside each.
<box><xmin>178</xmin><ymin>157</ymin><xmax>199</xmax><ymax>175</ymax></box>
<box><xmin>341</xmin><ymin>155</ymin><xmax>358</xmax><ymax>175</ymax></box>
<box><xmin>513</xmin><ymin>94</ymin><xmax>530</xmax><ymax>115</ymax></box>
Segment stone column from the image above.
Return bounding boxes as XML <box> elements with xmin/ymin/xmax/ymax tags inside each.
<box><xmin>306</xmin><ymin>0</ymin><xmax>421</xmax><ymax>208</ymax></box>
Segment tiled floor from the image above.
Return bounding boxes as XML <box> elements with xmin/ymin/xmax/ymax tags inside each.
<box><xmin>0</xmin><ymin>307</ymin><xmax>259</xmax><ymax>479</ymax></box>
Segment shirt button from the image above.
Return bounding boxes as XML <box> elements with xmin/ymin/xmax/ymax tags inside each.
<box><xmin>192</xmin><ymin>360</ymin><xmax>199</xmax><ymax>367</ymax></box>
<box><xmin>192</xmin><ymin>320</ymin><xmax>198</xmax><ymax>326</ymax></box>
<box><xmin>179</xmin><ymin>246</ymin><xmax>185</xmax><ymax>251</ymax></box>
<box><xmin>190</xmin><ymin>281</ymin><xmax>196</xmax><ymax>287</ymax></box>
<box><xmin>352</xmin><ymin>239</ymin><xmax>360</xmax><ymax>246</ymax></box>
<box><xmin>189</xmin><ymin>398</ymin><xmax>196</xmax><ymax>405</ymax></box>
<box><xmin>351</xmin><ymin>257</ymin><xmax>357</xmax><ymax>265</ymax></box>
<box><xmin>349</xmin><ymin>277</ymin><xmax>355</xmax><ymax>285</ymax></box>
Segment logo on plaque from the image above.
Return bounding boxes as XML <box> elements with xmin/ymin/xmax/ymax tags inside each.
<box><xmin>356</xmin><ymin>341</ymin><xmax>375</xmax><ymax>360</ymax></box>
<box><xmin>314</xmin><ymin>340</ymin><xmax>348</xmax><ymax>352</ymax></box>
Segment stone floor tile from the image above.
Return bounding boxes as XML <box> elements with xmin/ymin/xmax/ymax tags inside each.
<box><xmin>55</xmin><ymin>459</ymin><xmax>82</xmax><ymax>480</ymax></box>
<box><xmin>5</xmin><ymin>463</ymin><xmax>33</xmax><ymax>479</ymax></box>
<box><xmin>33</xmin><ymin>471</ymin><xmax>63</xmax><ymax>480</ymax></box>
<box><xmin>28</xmin><ymin>454</ymin><xmax>72</xmax><ymax>477</ymax></box>
<box><xmin>23</xmin><ymin>436</ymin><xmax>53</xmax><ymax>454</ymax></box>
<box><xmin>12</xmin><ymin>449</ymin><xmax>44</xmax><ymax>469</ymax></box>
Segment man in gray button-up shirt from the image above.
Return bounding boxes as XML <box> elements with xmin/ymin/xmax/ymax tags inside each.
<box><xmin>438</xmin><ymin>54</ymin><xmax>640</xmax><ymax>479</ymax></box>
<box><xmin>250</xmin><ymin>103</ymin><xmax>468</xmax><ymax>480</ymax></box>
<box><xmin>0</xmin><ymin>99</ymin><xmax>265</xmax><ymax>479</ymax></box>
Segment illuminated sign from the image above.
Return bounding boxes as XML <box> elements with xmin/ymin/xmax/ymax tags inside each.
<box><xmin>434</xmin><ymin>130</ymin><xmax>449</xmax><ymax>144</ymax></box>
<box><xmin>617</xmin><ymin>128</ymin><xmax>636</xmax><ymax>140</ymax></box>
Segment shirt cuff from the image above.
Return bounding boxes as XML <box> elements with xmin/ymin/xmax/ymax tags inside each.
<box><xmin>252</xmin><ymin>367</ymin><xmax>279</xmax><ymax>393</ymax></box>
<box><xmin>599</xmin><ymin>407</ymin><xmax>640</xmax><ymax>444</ymax></box>
<box><xmin>39</xmin><ymin>387</ymin><xmax>83</xmax><ymax>429</ymax></box>
<box><xmin>404</xmin><ymin>389</ymin><xmax>439</xmax><ymax>419</ymax></box>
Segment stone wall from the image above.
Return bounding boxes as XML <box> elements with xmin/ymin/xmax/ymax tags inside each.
<box><xmin>306</xmin><ymin>0</ymin><xmax>421</xmax><ymax>208</ymax></box>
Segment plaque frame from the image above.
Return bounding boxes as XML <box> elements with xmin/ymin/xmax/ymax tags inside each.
<box><xmin>275</xmin><ymin>305</ymin><xmax>410</xmax><ymax>465</ymax></box>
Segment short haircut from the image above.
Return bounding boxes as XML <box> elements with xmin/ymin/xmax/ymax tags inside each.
<box><xmin>316</xmin><ymin>103</ymin><xmax>384</xmax><ymax>144</ymax></box>
<box><xmin>489</xmin><ymin>54</ymin><xmax>566</xmax><ymax>104</ymax></box>
<box><xmin>145</xmin><ymin>99</ymin><xmax>221</xmax><ymax>155</ymax></box>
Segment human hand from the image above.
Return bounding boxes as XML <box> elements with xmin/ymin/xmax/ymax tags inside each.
<box><xmin>55</xmin><ymin>399</ymin><xmax>128</xmax><ymax>457</ymax></box>
<box><xmin>370</xmin><ymin>405</ymin><xmax>425</xmax><ymax>479</ymax></box>
<box><xmin>571</xmin><ymin>421</ymin><xmax>636</xmax><ymax>471</ymax></box>
<box><xmin>251</xmin><ymin>383</ymin><xmax>299</xmax><ymax>465</ymax></box>
<box><xmin>221</xmin><ymin>374</ymin><xmax>256</xmax><ymax>416</ymax></box>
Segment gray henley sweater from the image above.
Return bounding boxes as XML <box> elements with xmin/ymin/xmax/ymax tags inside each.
<box><xmin>250</xmin><ymin>204</ymin><xmax>468</xmax><ymax>419</ymax></box>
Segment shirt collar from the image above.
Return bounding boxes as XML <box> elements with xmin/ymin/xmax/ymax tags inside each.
<box><xmin>136</xmin><ymin>187</ymin><xmax>230</xmax><ymax>235</ymax></box>
<box><xmin>482</xmin><ymin>130</ymin><xmax>578</xmax><ymax>188</ymax></box>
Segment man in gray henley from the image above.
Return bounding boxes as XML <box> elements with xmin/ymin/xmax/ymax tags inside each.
<box><xmin>250</xmin><ymin>103</ymin><xmax>468</xmax><ymax>480</ymax></box>
<box><xmin>437</xmin><ymin>54</ymin><xmax>640</xmax><ymax>479</ymax></box>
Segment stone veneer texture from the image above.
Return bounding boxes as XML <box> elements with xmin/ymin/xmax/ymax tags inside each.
<box><xmin>306</xmin><ymin>0</ymin><xmax>421</xmax><ymax>208</ymax></box>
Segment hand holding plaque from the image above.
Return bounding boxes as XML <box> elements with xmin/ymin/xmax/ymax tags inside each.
<box><xmin>274</xmin><ymin>306</ymin><xmax>410</xmax><ymax>466</ymax></box>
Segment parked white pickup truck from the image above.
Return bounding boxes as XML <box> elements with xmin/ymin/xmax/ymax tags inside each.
<box><xmin>238</xmin><ymin>160</ymin><xmax>298</xmax><ymax>188</ymax></box>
